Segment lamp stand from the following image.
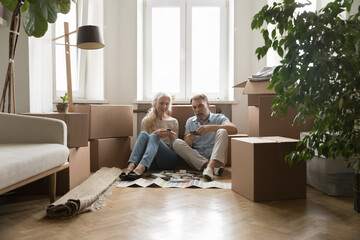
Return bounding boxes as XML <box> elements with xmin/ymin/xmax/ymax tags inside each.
<box><xmin>63</xmin><ymin>22</ymin><xmax>74</xmax><ymax>112</ymax></box>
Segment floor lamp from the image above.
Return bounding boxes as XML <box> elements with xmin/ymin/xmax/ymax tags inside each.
<box><xmin>53</xmin><ymin>22</ymin><xmax>105</xmax><ymax>112</ymax></box>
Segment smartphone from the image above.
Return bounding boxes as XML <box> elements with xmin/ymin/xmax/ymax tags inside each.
<box><xmin>191</xmin><ymin>131</ymin><xmax>200</xmax><ymax>135</ymax></box>
<box><xmin>167</xmin><ymin>129</ymin><xmax>171</xmax><ymax>131</ymax></box>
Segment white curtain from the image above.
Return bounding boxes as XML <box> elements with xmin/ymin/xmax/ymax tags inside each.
<box><xmin>79</xmin><ymin>0</ymin><xmax>105</xmax><ymax>100</ymax></box>
<box><xmin>28</xmin><ymin>31</ymin><xmax>53</xmax><ymax>113</ymax></box>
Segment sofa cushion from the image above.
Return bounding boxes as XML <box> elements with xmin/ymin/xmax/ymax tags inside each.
<box><xmin>0</xmin><ymin>143</ymin><xmax>69</xmax><ymax>189</ymax></box>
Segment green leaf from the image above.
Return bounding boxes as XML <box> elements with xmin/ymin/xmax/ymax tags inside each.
<box><xmin>277</xmin><ymin>47</ymin><xmax>284</xmax><ymax>57</ymax></box>
<box><xmin>273</xmin><ymin>40</ymin><xmax>278</xmax><ymax>50</ymax></box>
<box><xmin>23</xmin><ymin>3</ymin><xmax>48</xmax><ymax>37</ymax></box>
<box><xmin>1</xmin><ymin>0</ymin><xmax>28</xmax><ymax>12</ymax></box>
<box><xmin>263</xmin><ymin>29</ymin><xmax>269</xmax><ymax>39</ymax></box>
<box><xmin>58</xmin><ymin>0</ymin><xmax>71</xmax><ymax>14</ymax></box>
<box><xmin>1</xmin><ymin>0</ymin><xmax>20</xmax><ymax>11</ymax></box>
<box><xmin>46</xmin><ymin>0</ymin><xmax>60</xmax><ymax>23</ymax></box>
<box><xmin>272</xmin><ymin>29</ymin><xmax>276</xmax><ymax>39</ymax></box>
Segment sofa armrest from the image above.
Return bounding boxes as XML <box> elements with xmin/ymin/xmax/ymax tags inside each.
<box><xmin>0</xmin><ymin>113</ymin><xmax>67</xmax><ymax>145</ymax></box>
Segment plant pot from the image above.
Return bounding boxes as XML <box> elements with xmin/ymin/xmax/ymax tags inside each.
<box><xmin>56</xmin><ymin>103</ymin><xmax>68</xmax><ymax>113</ymax></box>
<box><xmin>354</xmin><ymin>171</ymin><xmax>360</xmax><ymax>213</ymax></box>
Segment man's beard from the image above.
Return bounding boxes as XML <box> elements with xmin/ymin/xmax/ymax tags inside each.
<box><xmin>196</xmin><ymin>112</ymin><xmax>207</xmax><ymax>121</ymax></box>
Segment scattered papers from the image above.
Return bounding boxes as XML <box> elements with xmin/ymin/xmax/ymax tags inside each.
<box><xmin>116</xmin><ymin>177</ymin><xmax>231</xmax><ymax>189</ymax></box>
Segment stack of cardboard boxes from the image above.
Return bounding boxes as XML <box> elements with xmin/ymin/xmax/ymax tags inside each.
<box><xmin>74</xmin><ymin>104</ymin><xmax>133</xmax><ymax>172</ymax></box>
<box><xmin>231</xmin><ymin>80</ymin><xmax>312</xmax><ymax>201</ymax></box>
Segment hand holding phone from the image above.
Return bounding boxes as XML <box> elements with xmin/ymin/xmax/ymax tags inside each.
<box><xmin>191</xmin><ymin>131</ymin><xmax>200</xmax><ymax>136</ymax></box>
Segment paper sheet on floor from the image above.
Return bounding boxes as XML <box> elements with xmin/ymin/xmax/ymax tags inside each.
<box><xmin>116</xmin><ymin>177</ymin><xmax>231</xmax><ymax>189</ymax></box>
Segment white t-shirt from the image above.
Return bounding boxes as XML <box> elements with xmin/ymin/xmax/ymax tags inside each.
<box><xmin>141</xmin><ymin>116</ymin><xmax>179</xmax><ymax>146</ymax></box>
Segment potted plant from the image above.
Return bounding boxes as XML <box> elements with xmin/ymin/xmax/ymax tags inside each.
<box><xmin>0</xmin><ymin>0</ymin><xmax>76</xmax><ymax>113</ymax></box>
<box><xmin>251</xmin><ymin>0</ymin><xmax>360</xmax><ymax>211</ymax></box>
<box><xmin>56</xmin><ymin>92</ymin><xmax>69</xmax><ymax>113</ymax></box>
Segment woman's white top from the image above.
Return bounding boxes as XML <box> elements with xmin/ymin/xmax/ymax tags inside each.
<box><xmin>141</xmin><ymin>116</ymin><xmax>179</xmax><ymax>146</ymax></box>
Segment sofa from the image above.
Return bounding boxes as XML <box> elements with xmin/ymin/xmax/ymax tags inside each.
<box><xmin>0</xmin><ymin>113</ymin><xmax>70</xmax><ymax>203</ymax></box>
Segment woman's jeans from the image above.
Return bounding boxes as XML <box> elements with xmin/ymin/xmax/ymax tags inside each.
<box><xmin>128</xmin><ymin>131</ymin><xmax>178</xmax><ymax>170</ymax></box>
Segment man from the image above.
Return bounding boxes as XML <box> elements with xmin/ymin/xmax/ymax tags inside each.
<box><xmin>173</xmin><ymin>94</ymin><xmax>237</xmax><ymax>180</ymax></box>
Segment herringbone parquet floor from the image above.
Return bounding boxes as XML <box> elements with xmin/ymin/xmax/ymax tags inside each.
<box><xmin>1</xmin><ymin>168</ymin><xmax>360</xmax><ymax>240</ymax></box>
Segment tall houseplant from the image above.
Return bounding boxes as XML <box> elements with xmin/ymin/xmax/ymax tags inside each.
<box><xmin>251</xmin><ymin>0</ymin><xmax>360</xmax><ymax>209</ymax></box>
<box><xmin>0</xmin><ymin>0</ymin><xmax>75</xmax><ymax>113</ymax></box>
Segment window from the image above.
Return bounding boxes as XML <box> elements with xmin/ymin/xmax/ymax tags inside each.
<box><xmin>53</xmin><ymin>0</ymin><xmax>105</xmax><ymax>101</ymax></box>
<box><xmin>53</xmin><ymin>2</ymin><xmax>82</xmax><ymax>98</ymax></box>
<box><xmin>142</xmin><ymin>0</ymin><xmax>232</xmax><ymax>101</ymax></box>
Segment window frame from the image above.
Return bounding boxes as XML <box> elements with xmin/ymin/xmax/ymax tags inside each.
<box><xmin>142</xmin><ymin>0</ymin><xmax>231</xmax><ymax>101</ymax></box>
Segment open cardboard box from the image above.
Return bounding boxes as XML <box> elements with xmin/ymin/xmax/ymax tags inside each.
<box><xmin>234</xmin><ymin>80</ymin><xmax>313</xmax><ymax>139</ymax></box>
<box><xmin>234</xmin><ymin>80</ymin><xmax>275</xmax><ymax>107</ymax></box>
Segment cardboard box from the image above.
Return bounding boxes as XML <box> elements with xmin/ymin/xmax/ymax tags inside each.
<box><xmin>234</xmin><ymin>80</ymin><xmax>275</xmax><ymax>107</ymax></box>
<box><xmin>74</xmin><ymin>104</ymin><xmax>133</xmax><ymax>139</ymax></box>
<box><xmin>248</xmin><ymin>96</ymin><xmax>313</xmax><ymax>139</ymax></box>
<box><xmin>22</xmin><ymin>112</ymin><xmax>88</xmax><ymax>148</ymax></box>
<box><xmin>227</xmin><ymin>133</ymin><xmax>248</xmax><ymax>166</ymax></box>
<box><xmin>57</xmin><ymin>143</ymin><xmax>91</xmax><ymax>195</ymax></box>
<box><xmin>171</xmin><ymin>105</ymin><xmax>216</xmax><ymax>139</ymax></box>
<box><xmin>231</xmin><ymin>136</ymin><xmax>306</xmax><ymax>201</ymax></box>
<box><xmin>90</xmin><ymin>137</ymin><xmax>131</xmax><ymax>172</ymax></box>
<box><xmin>234</xmin><ymin>80</ymin><xmax>313</xmax><ymax>139</ymax></box>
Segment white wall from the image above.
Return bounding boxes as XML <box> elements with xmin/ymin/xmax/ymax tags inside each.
<box><xmin>232</xmin><ymin>0</ymin><xmax>266</xmax><ymax>134</ymax></box>
<box><xmin>104</xmin><ymin>0</ymin><xmax>137</xmax><ymax>104</ymax></box>
<box><xmin>0</xmin><ymin>10</ymin><xmax>29</xmax><ymax>113</ymax></box>
<box><xmin>350</xmin><ymin>0</ymin><xmax>360</xmax><ymax>14</ymax></box>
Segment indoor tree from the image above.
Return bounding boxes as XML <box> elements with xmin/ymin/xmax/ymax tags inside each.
<box><xmin>251</xmin><ymin>0</ymin><xmax>360</xmax><ymax>171</ymax></box>
<box><xmin>0</xmin><ymin>0</ymin><xmax>75</xmax><ymax>112</ymax></box>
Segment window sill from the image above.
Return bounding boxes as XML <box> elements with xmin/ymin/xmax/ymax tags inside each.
<box><xmin>53</xmin><ymin>99</ymin><xmax>109</xmax><ymax>104</ymax></box>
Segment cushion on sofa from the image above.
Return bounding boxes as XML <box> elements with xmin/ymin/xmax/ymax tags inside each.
<box><xmin>0</xmin><ymin>143</ymin><xmax>69</xmax><ymax>189</ymax></box>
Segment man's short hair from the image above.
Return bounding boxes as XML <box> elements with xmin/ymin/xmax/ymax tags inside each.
<box><xmin>190</xmin><ymin>94</ymin><xmax>208</xmax><ymax>104</ymax></box>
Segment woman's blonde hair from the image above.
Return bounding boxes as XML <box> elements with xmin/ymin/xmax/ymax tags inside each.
<box><xmin>143</xmin><ymin>92</ymin><xmax>172</xmax><ymax>133</ymax></box>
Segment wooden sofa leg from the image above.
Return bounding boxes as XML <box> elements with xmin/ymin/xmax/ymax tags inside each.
<box><xmin>49</xmin><ymin>173</ymin><xmax>57</xmax><ymax>203</ymax></box>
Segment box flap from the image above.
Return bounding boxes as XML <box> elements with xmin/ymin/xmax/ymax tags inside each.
<box><xmin>243</xmin><ymin>81</ymin><xmax>275</xmax><ymax>95</ymax></box>
<box><xmin>232</xmin><ymin>137</ymin><xmax>276</xmax><ymax>144</ymax></box>
<box><xmin>263</xmin><ymin>136</ymin><xmax>299</xmax><ymax>143</ymax></box>
<box><xmin>233</xmin><ymin>81</ymin><xmax>247</xmax><ymax>88</ymax></box>
<box><xmin>233</xmin><ymin>80</ymin><xmax>275</xmax><ymax>95</ymax></box>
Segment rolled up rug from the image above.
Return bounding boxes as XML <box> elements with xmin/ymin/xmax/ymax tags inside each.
<box><xmin>46</xmin><ymin>167</ymin><xmax>121</xmax><ymax>218</ymax></box>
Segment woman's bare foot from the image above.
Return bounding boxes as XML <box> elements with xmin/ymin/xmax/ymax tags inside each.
<box><xmin>133</xmin><ymin>163</ymin><xmax>146</xmax><ymax>176</ymax></box>
<box><xmin>124</xmin><ymin>163</ymin><xmax>136</xmax><ymax>174</ymax></box>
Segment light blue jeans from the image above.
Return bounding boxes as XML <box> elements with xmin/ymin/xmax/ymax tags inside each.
<box><xmin>128</xmin><ymin>131</ymin><xmax>178</xmax><ymax>171</ymax></box>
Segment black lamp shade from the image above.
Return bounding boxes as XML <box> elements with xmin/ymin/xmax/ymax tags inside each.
<box><xmin>76</xmin><ymin>25</ymin><xmax>105</xmax><ymax>49</ymax></box>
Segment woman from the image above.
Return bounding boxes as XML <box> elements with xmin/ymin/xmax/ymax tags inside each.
<box><xmin>120</xmin><ymin>92</ymin><xmax>179</xmax><ymax>181</ymax></box>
